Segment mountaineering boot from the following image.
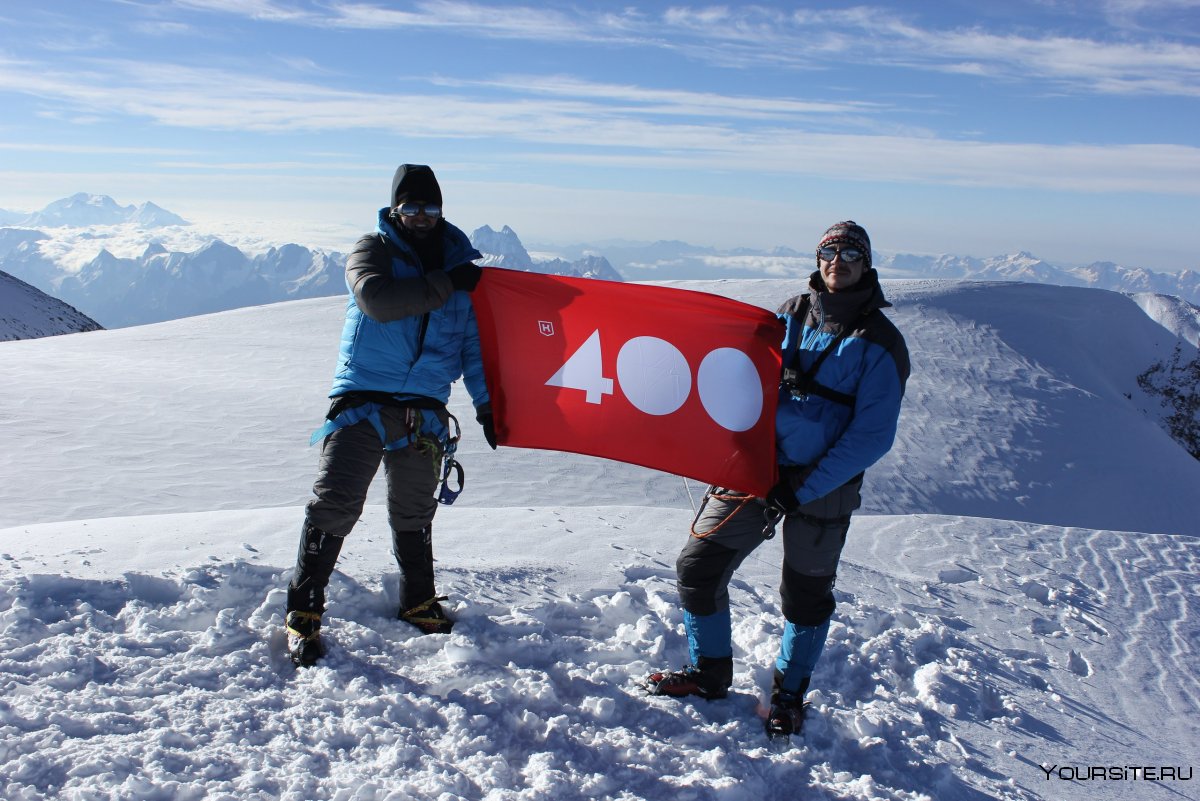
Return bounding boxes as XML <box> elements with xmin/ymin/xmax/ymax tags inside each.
<box><xmin>765</xmin><ymin>672</ymin><xmax>810</xmax><ymax>739</ymax></box>
<box><xmin>644</xmin><ymin>655</ymin><xmax>733</xmax><ymax>700</ymax></box>
<box><xmin>285</xmin><ymin>520</ymin><xmax>344</xmax><ymax>667</ymax></box>
<box><xmin>286</xmin><ymin>611</ymin><xmax>325</xmax><ymax>667</ymax></box>
<box><xmin>399</xmin><ymin>595</ymin><xmax>454</xmax><ymax>634</ymax></box>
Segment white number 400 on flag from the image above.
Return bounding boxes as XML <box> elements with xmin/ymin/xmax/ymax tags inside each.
<box><xmin>545</xmin><ymin>329</ymin><xmax>765</xmax><ymax>432</ymax></box>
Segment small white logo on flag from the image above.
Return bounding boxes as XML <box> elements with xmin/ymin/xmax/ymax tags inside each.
<box><xmin>538</xmin><ymin>321</ymin><xmax>555</xmax><ymax>337</ymax></box>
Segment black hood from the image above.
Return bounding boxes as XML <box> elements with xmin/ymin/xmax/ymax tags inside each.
<box><xmin>391</xmin><ymin>164</ymin><xmax>443</xmax><ymax>207</ymax></box>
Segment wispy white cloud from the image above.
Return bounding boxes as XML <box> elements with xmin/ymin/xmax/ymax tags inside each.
<box><xmin>907</xmin><ymin>28</ymin><xmax>1200</xmax><ymax>95</ymax></box>
<box><xmin>325</xmin><ymin>0</ymin><xmax>623</xmax><ymax>41</ymax></box>
<box><xmin>153</xmin><ymin>159</ymin><xmax>375</xmax><ymax>172</ymax></box>
<box><xmin>1104</xmin><ymin>0</ymin><xmax>1200</xmax><ymax>8</ymax></box>
<box><xmin>0</xmin><ymin>56</ymin><xmax>865</xmax><ymax>135</ymax></box>
<box><xmin>172</xmin><ymin>0</ymin><xmax>316</xmax><ymax>23</ymax></box>
<box><xmin>1099</xmin><ymin>0</ymin><xmax>1200</xmax><ymax>26</ymax></box>
<box><xmin>649</xmin><ymin>5</ymin><xmax>1200</xmax><ymax>95</ymax></box>
<box><xmin>1</xmin><ymin>57</ymin><xmax>1196</xmax><ymax>196</ymax></box>
<box><xmin>436</xmin><ymin>74</ymin><xmax>882</xmax><ymax>121</ymax></box>
<box><xmin>132</xmin><ymin>20</ymin><xmax>194</xmax><ymax>36</ymax></box>
<box><xmin>523</xmin><ymin>137</ymin><xmax>1200</xmax><ymax>195</ymax></box>
<box><xmin>0</xmin><ymin>141</ymin><xmax>190</xmax><ymax>156</ymax></box>
<box><xmin>189</xmin><ymin>2</ymin><xmax>1198</xmax><ymax>97</ymax></box>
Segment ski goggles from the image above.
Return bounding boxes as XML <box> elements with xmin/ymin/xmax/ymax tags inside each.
<box><xmin>396</xmin><ymin>202</ymin><xmax>442</xmax><ymax>218</ymax></box>
<box><xmin>817</xmin><ymin>246</ymin><xmax>865</xmax><ymax>263</ymax></box>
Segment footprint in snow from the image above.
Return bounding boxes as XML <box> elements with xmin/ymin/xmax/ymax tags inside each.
<box><xmin>937</xmin><ymin>567</ymin><xmax>978</xmax><ymax>584</ymax></box>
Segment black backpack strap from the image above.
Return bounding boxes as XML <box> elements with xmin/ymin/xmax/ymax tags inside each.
<box><xmin>781</xmin><ymin>303</ymin><xmax>874</xmax><ymax>408</ymax></box>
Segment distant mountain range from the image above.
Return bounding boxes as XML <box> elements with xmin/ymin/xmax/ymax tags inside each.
<box><xmin>471</xmin><ymin>224</ymin><xmax>623</xmax><ymax>281</ymax></box>
<box><xmin>547</xmin><ymin>238</ymin><xmax>1200</xmax><ymax>303</ymax></box>
<box><xmin>0</xmin><ymin>268</ymin><xmax>102</xmax><ymax>341</ymax></box>
<box><xmin>1</xmin><ymin>194</ymin><xmax>1197</xmax><ymax>334</ymax></box>
<box><xmin>885</xmin><ymin>250</ymin><xmax>1200</xmax><ymax>302</ymax></box>
<box><xmin>0</xmin><ymin>230</ymin><xmax>347</xmax><ymax>329</ymax></box>
<box><xmin>0</xmin><ymin>195</ymin><xmax>622</xmax><ymax>329</ymax></box>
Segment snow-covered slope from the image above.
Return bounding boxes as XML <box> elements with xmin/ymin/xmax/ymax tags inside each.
<box><xmin>2</xmin><ymin>278</ymin><xmax>1195</xmax><ymax>535</ymax></box>
<box><xmin>0</xmin><ymin>268</ymin><xmax>102</xmax><ymax>341</ymax></box>
<box><xmin>0</xmin><ymin>278</ymin><xmax>1196</xmax><ymax>801</ymax></box>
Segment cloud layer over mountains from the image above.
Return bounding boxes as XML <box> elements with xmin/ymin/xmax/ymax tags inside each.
<box><xmin>1</xmin><ymin>194</ymin><xmax>1197</xmax><ymax>333</ymax></box>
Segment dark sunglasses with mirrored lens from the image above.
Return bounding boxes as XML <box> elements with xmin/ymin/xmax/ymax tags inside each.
<box><xmin>817</xmin><ymin>246</ymin><xmax>864</xmax><ymax>263</ymax></box>
<box><xmin>397</xmin><ymin>202</ymin><xmax>442</xmax><ymax>218</ymax></box>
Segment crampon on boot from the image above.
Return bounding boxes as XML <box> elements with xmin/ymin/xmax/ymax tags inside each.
<box><xmin>286</xmin><ymin>611</ymin><xmax>325</xmax><ymax>667</ymax></box>
<box><xmin>765</xmin><ymin>689</ymin><xmax>809</xmax><ymax>739</ymax></box>
<box><xmin>644</xmin><ymin>656</ymin><xmax>732</xmax><ymax>700</ymax></box>
<box><xmin>400</xmin><ymin>595</ymin><xmax>454</xmax><ymax>634</ymax></box>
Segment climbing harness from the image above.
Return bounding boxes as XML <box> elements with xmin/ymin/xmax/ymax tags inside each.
<box><xmin>309</xmin><ymin>394</ymin><xmax>469</xmax><ymax>505</ymax></box>
<box><xmin>689</xmin><ymin>486</ymin><xmax>784</xmax><ymax>541</ymax></box>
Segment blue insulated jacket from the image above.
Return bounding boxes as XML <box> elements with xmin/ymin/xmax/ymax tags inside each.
<box><xmin>775</xmin><ymin>270</ymin><xmax>909</xmax><ymax>505</ymax></box>
<box><xmin>328</xmin><ymin>209</ymin><xmax>490</xmax><ymax>409</ymax></box>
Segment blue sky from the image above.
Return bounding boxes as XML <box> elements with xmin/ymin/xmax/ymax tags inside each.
<box><xmin>1</xmin><ymin>1</ymin><xmax>1198</xmax><ymax>271</ymax></box>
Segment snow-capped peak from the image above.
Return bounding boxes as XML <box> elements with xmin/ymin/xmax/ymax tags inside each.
<box><xmin>20</xmin><ymin>194</ymin><xmax>188</xmax><ymax>229</ymax></box>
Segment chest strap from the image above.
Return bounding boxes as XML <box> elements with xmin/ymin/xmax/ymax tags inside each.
<box><xmin>780</xmin><ymin>302</ymin><xmax>874</xmax><ymax>408</ymax></box>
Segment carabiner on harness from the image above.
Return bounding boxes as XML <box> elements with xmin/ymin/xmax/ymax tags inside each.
<box><xmin>761</xmin><ymin>503</ymin><xmax>785</xmax><ymax>540</ymax></box>
<box><xmin>437</xmin><ymin>458</ymin><xmax>465</xmax><ymax>505</ymax></box>
<box><xmin>436</xmin><ymin>413</ymin><xmax>465</xmax><ymax>505</ymax></box>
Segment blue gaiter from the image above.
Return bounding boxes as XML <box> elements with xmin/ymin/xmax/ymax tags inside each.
<box><xmin>683</xmin><ymin>608</ymin><xmax>732</xmax><ymax>666</ymax></box>
<box><xmin>775</xmin><ymin>619</ymin><xmax>831</xmax><ymax>692</ymax></box>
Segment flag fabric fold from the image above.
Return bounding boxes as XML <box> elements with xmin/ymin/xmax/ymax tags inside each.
<box><xmin>471</xmin><ymin>269</ymin><xmax>783</xmax><ymax>497</ymax></box>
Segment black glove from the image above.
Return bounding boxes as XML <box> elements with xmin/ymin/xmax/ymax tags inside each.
<box><xmin>477</xmin><ymin>411</ymin><xmax>497</xmax><ymax>450</ymax></box>
<box><xmin>765</xmin><ymin>479</ymin><xmax>800</xmax><ymax>516</ymax></box>
<box><xmin>448</xmin><ymin>262</ymin><xmax>482</xmax><ymax>292</ymax></box>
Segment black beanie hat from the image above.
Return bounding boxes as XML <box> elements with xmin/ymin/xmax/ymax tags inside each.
<box><xmin>391</xmin><ymin>164</ymin><xmax>443</xmax><ymax>207</ymax></box>
<box><xmin>817</xmin><ymin>220</ymin><xmax>872</xmax><ymax>269</ymax></box>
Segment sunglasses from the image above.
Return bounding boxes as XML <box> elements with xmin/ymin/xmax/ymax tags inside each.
<box><xmin>817</xmin><ymin>246</ymin><xmax>864</xmax><ymax>263</ymax></box>
<box><xmin>397</xmin><ymin>202</ymin><xmax>442</xmax><ymax>218</ymax></box>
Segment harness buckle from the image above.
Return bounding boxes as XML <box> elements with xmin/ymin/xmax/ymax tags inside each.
<box><xmin>781</xmin><ymin>367</ymin><xmax>810</xmax><ymax>402</ymax></box>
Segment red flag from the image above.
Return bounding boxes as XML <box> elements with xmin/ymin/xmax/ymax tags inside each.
<box><xmin>471</xmin><ymin>269</ymin><xmax>783</xmax><ymax>496</ymax></box>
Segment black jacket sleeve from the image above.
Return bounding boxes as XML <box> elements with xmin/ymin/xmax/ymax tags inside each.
<box><xmin>346</xmin><ymin>234</ymin><xmax>455</xmax><ymax>322</ymax></box>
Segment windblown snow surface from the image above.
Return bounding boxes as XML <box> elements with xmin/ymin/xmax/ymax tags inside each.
<box><xmin>1</xmin><ymin>278</ymin><xmax>1197</xmax><ymax>801</ymax></box>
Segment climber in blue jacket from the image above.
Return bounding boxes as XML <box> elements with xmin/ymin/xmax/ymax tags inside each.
<box><xmin>646</xmin><ymin>220</ymin><xmax>910</xmax><ymax>739</ymax></box>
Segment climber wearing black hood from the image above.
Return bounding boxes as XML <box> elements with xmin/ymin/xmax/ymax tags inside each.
<box><xmin>283</xmin><ymin>164</ymin><xmax>496</xmax><ymax>667</ymax></box>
